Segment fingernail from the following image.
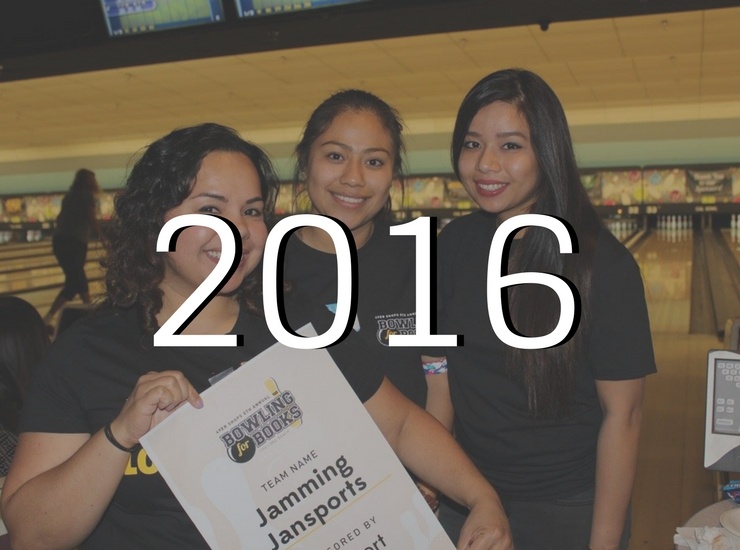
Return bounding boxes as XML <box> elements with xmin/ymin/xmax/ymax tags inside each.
<box><xmin>195</xmin><ymin>397</ymin><xmax>204</xmax><ymax>409</ymax></box>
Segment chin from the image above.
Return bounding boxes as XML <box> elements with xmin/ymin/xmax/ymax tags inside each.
<box><xmin>220</xmin><ymin>274</ymin><xmax>248</xmax><ymax>296</ymax></box>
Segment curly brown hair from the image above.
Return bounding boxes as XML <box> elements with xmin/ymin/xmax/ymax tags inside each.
<box><xmin>102</xmin><ymin>123</ymin><xmax>279</xmax><ymax>334</ymax></box>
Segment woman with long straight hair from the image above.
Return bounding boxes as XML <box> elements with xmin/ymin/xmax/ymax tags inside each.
<box><xmin>436</xmin><ymin>68</ymin><xmax>656</xmax><ymax>550</ymax></box>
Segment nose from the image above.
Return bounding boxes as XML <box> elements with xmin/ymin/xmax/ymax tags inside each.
<box><xmin>225</xmin><ymin>213</ymin><xmax>250</xmax><ymax>244</ymax></box>
<box><xmin>341</xmin><ymin>159</ymin><xmax>364</xmax><ymax>187</ymax></box>
<box><xmin>477</xmin><ymin>147</ymin><xmax>501</xmax><ymax>173</ymax></box>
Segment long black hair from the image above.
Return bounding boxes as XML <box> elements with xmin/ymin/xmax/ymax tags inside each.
<box><xmin>452</xmin><ymin>68</ymin><xmax>603</xmax><ymax>418</ymax></box>
<box><xmin>103</xmin><ymin>123</ymin><xmax>280</xmax><ymax>333</ymax></box>
<box><xmin>0</xmin><ymin>296</ymin><xmax>50</xmax><ymax>433</ymax></box>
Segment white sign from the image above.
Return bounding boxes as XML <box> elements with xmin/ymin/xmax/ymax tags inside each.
<box><xmin>141</xmin><ymin>326</ymin><xmax>455</xmax><ymax>550</ymax></box>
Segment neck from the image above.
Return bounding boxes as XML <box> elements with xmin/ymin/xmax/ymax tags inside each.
<box><xmin>299</xmin><ymin>220</ymin><xmax>374</xmax><ymax>252</ymax></box>
<box><xmin>157</xmin><ymin>293</ymin><xmax>240</xmax><ymax>335</ymax></box>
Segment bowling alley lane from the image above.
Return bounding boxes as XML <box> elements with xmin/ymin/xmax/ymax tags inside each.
<box><xmin>628</xmin><ymin>220</ymin><xmax>740</xmax><ymax>549</ymax></box>
<box><xmin>0</xmin><ymin>243</ymin><xmax>105</xmax><ymax>272</ymax></box>
<box><xmin>720</xmin><ymin>227</ymin><xmax>740</xmax><ymax>266</ymax></box>
<box><xmin>0</xmin><ymin>240</ymin><xmax>53</xmax><ymax>261</ymax></box>
<box><xmin>0</xmin><ymin>239</ymin><xmax>106</xmax><ymax>314</ymax></box>
<box><xmin>0</xmin><ymin>258</ymin><xmax>104</xmax><ymax>295</ymax></box>
<box><xmin>15</xmin><ymin>279</ymin><xmax>107</xmax><ymax>314</ymax></box>
<box><xmin>633</xmin><ymin>225</ymin><xmax>695</xmax><ymax>334</ymax></box>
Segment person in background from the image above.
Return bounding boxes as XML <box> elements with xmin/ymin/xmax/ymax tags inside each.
<box><xmin>44</xmin><ymin>168</ymin><xmax>101</xmax><ymax>327</ymax></box>
<box><xmin>0</xmin><ymin>296</ymin><xmax>50</xmax><ymax>476</ymax></box>
<box><xmin>1</xmin><ymin>123</ymin><xmax>511</xmax><ymax>550</ymax></box>
<box><xmin>284</xmin><ymin>89</ymin><xmax>452</xmax><ymax>508</ymax></box>
<box><xmin>435</xmin><ymin>68</ymin><xmax>656</xmax><ymax>550</ymax></box>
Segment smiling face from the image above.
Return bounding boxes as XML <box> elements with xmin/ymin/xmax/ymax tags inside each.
<box><xmin>304</xmin><ymin>109</ymin><xmax>394</xmax><ymax>247</ymax></box>
<box><xmin>161</xmin><ymin>151</ymin><xmax>267</xmax><ymax>303</ymax></box>
<box><xmin>457</xmin><ymin>101</ymin><xmax>540</xmax><ymax>222</ymax></box>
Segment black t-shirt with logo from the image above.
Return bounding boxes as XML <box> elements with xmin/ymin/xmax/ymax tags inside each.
<box><xmin>283</xmin><ymin>221</ymin><xmax>428</xmax><ymax>408</ymax></box>
<box><xmin>20</xmin><ymin>304</ymin><xmax>382</xmax><ymax>549</ymax></box>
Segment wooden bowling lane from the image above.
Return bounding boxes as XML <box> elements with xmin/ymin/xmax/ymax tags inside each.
<box><xmin>630</xmin><ymin>331</ymin><xmax>720</xmax><ymax>549</ymax></box>
<box><xmin>633</xmin><ymin>226</ymin><xmax>695</xmax><ymax>334</ymax></box>
<box><xmin>0</xmin><ymin>239</ymin><xmax>106</xmax><ymax>317</ymax></box>
<box><xmin>0</xmin><ymin>260</ymin><xmax>105</xmax><ymax>295</ymax></box>
<box><xmin>628</xmin><ymin>228</ymin><xmax>729</xmax><ymax>549</ymax></box>
<box><xmin>0</xmin><ymin>240</ymin><xmax>54</xmax><ymax>261</ymax></box>
<box><xmin>721</xmin><ymin>228</ymin><xmax>740</xmax><ymax>266</ymax></box>
<box><xmin>0</xmin><ymin>240</ymin><xmax>104</xmax><ymax>265</ymax></box>
<box><xmin>1</xmin><ymin>244</ymin><xmax>104</xmax><ymax>271</ymax></box>
<box><xmin>18</xmin><ymin>279</ymin><xmax>107</xmax><ymax>317</ymax></box>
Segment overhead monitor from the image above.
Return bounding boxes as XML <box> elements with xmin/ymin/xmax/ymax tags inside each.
<box><xmin>100</xmin><ymin>0</ymin><xmax>226</xmax><ymax>37</ymax></box>
<box><xmin>235</xmin><ymin>0</ymin><xmax>367</xmax><ymax>19</ymax></box>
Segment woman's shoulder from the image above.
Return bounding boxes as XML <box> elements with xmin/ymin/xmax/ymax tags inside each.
<box><xmin>594</xmin><ymin>227</ymin><xmax>637</xmax><ymax>267</ymax></box>
<box><xmin>51</xmin><ymin>306</ymin><xmax>142</xmax><ymax>352</ymax></box>
<box><xmin>437</xmin><ymin>211</ymin><xmax>496</xmax><ymax>249</ymax></box>
<box><xmin>590</xmin><ymin>227</ymin><xmax>646</xmax><ymax>298</ymax></box>
<box><xmin>283</xmin><ymin>231</ymin><xmax>332</xmax><ymax>261</ymax></box>
<box><xmin>369</xmin><ymin>219</ymin><xmax>418</xmax><ymax>254</ymax></box>
<box><xmin>440</xmin><ymin>210</ymin><xmax>490</xmax><ymax>230</ymax></box>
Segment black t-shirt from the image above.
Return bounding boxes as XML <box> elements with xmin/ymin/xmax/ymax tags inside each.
<box><xmin>20</xmin><ymin>304</ymin><xmax>383</xmax><ymax>549</ymax></box>
<box><xmin>54</xmin><ymin>192</ymin><xmax>96</xmax><ymax>243</ymax></box>
<box><xmin>437</xmin><ymin>211</ymin><xmax>656</xmax><ymax>500</ymax></box>
<box><xmin>282</xmin><ymin>221</ymin><xmax>429</xmax><ymax>408</ymax></box>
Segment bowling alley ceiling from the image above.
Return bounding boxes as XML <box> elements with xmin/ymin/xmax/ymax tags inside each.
<box><xmin>1</xmin><ymin>0</ymin><xmax>740</xmax><ymax>175</ymax></box>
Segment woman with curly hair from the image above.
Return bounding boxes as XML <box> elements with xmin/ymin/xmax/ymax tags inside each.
<box><xmin>1</xmin><ymin>122</ymin><xmax>511</xmax><ymax>550</ymax></box>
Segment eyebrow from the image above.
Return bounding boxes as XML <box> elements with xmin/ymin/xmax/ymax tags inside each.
<box><xmin>466</xmin><ymin>130</ymin><xmax>528</xmax><ymax>139</ymax></box>
<box><xmin>191</xmin><ymin>192</ymin><xmax>264</xmax><ymax>204</ymax></box>
<box><xmin>320</xmin><ymin>140</ymin><xmax>391</xmax><ymax>155</ymax></box>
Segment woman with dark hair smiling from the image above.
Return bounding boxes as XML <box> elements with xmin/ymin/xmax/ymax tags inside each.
<box><xmin>435</xmin><ymin>69</ymin><xmax>656</xmax><ymax>550</ymax></box>
<box><xmin>1</xmin><ymin>122</ymin><xmax>511</xmax><ymax>550</ymax></box>
<box><xmin>285</xmin><ymin>89</ymin><xmax>454</xmax><ymax>509</ymax></box>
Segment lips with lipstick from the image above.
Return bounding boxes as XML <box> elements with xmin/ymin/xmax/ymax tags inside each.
<box><xmin>474</xmin><ymin>179</ymin><xmax>508</xmax><ymax>197</ymax></box>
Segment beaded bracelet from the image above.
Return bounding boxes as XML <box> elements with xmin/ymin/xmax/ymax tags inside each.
<box><xmin>103</xmin><ymin>423</ymin><xmax>138</xmax><ymax>453</ymax></box>
<box><xmin>422</xmin><ymin>358</ymin><xmax>448</xmax><ymax>375</ymax></box>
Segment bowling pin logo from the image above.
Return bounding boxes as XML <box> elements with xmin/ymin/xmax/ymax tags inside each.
<box><xmin>265</xmin><ymin>378</ymin><xmax>302</xmax><ymax>428</ymax></box>
<box><xmin>217</xmin><ymin>379</ymin><xmax>304</xmax><ymax>462</ymax></box>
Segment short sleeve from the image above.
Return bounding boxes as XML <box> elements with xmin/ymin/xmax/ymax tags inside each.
<box><xmin>20</xmin><ymin>332</ymin><xmax>92</xmax><ymax>434</ymax></box>
<box><xmin>588</xmin><ymin>233</ymin><xmax>657</xmax><ymax>380</ymax></box>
